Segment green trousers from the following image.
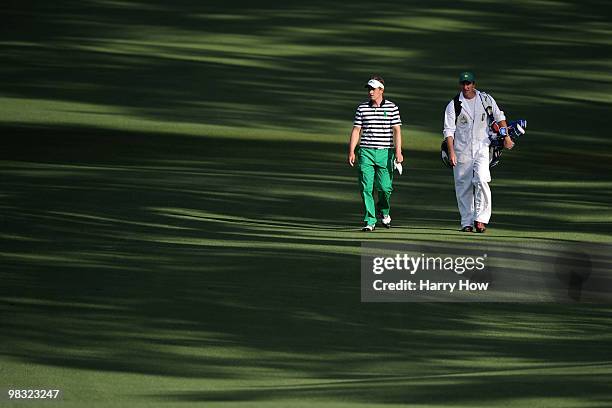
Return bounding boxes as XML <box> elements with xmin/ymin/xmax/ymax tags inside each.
<box><xmin>358</xmin><ymin>147</ymin><xmax>395</xmax><ymax>225</ymax></box>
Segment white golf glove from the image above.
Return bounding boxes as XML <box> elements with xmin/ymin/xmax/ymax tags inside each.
<box><xmin>393</xmin><ymin>159</ymin><xmax>403</xmax><ymax>175</ymax></box>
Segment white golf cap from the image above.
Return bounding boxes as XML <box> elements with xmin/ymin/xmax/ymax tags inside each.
<box><xmin>365</xmin><ymin>79</ymin><xmax>384</xmax><ymax>89</ymax></box>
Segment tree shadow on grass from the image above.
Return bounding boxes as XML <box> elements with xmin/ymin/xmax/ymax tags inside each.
<box><xmin>2</xmin><ymin>0</ymin><xmax>612</xmax><ymax>404</ymax></box>
<box><xmin>155</xmin><ymin>372</ymin><xmax>612</xmax><ymax>405</ymax></box>
<box><xmin>2</xmin><ymin>0</ymin><xmax>612</xmax><ymax>140</ymax></box>
<box><xmin>1</xmin><ymin>124</ymin><xmax>612</xmax><ymax>405</ymax></box>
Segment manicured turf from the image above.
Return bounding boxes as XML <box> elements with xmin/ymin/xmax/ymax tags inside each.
<box><xmin>1</xmin><ymin>1</ymin><xmax>612</xmax><ymax>406</ymax></box>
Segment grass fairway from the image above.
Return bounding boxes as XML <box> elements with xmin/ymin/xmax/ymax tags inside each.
<box><xmin>2</xmin><ymin>0</ymin><xmax>612</xmax><ymax>407</ymax></box>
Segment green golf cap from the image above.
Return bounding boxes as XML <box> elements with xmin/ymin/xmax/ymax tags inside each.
<box><xmin>459</xmin><ymin>71</ymin><xmax>475</xmax><ymax>83</ymax></box>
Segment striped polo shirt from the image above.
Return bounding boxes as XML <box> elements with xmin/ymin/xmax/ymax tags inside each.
<box><xmin>353</xmin><ymin>99</ymin><xmax>402</xmax><ymax>149</ymax></box>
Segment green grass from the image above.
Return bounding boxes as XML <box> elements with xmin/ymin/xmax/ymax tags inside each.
<box><xmin>1</xmin><ymin>0</ymin><xmax>612</xmax><ymax>406</ymax></box>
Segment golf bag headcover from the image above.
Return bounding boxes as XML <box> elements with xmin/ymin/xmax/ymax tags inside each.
<box><xmin>508</xmin><ymin>119</ymin><xmax>527</xmax><ymax>141</ymax></box>
<box><xmin>489</xmin><ymin>119</ymin><xmax>527</xmax><ymax>148</ymax></box>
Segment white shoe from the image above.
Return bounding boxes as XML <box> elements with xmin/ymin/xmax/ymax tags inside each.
<box><xmin>381</xmin><ymin>215</ymin><xmax>391</xmax><ymax>229</ymax></box>
<box><xmin>362</xmin><ymin>224</ymin><xmax>375</xmax><ymax>232</ymax></box>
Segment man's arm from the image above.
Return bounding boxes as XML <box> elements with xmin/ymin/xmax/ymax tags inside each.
<box><xmin>393</xmin><ymin>125</ymin><xmax>403</xmax><ymax>163</ymax></box>
<box><xmin>498</xmin><ymin>120</ymin><xmax>514</xmax><ymax>149</ymax></box>
<box><xmin>447</xmin><ymin>136</ymin><xmax>457</xmax><ymax>167</ymax></box>
<box><xmin>347</xmin><ymin>126</ymin><xmax>361</xmax><ymax>166</ymax></box>
<box><xmin>443</xmin><ymin>101</ymin><xmax>457</xmax><ymax>166</ymax></box>
<box><xmin>491</xmin><ymin>97</ymin><xmax>513</xmax><ymax>150</ymax></box>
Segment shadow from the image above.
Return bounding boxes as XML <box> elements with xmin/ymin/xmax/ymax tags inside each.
<box><xmin>2</xmin><ymin>0</ymin><xmax>612</xmax><ymax>404</ymax></box>
<box><xmin>1</xmin><ymin>124</ymin><xmax>612</xmax><ymax>405</ymax></box>
<box><xmin>1</xmin><ymin>0</ymin><xmax>612</xmax><ymax>140</ymax></box>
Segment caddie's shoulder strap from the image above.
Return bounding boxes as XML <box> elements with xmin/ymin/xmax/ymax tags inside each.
<box><xmin>453</xmin><ymin>93</ymin><xmax>461</xmax><ymax>124</ymax></box>
<box><xmin>478</xmin><ymin>91</ymin><xmax>495</xmax><ymax>123</ymax></box>
<box><xmin>479</xmin><ymin>91</ymin><xmax>492</xmax><ymax>108</ymax></box>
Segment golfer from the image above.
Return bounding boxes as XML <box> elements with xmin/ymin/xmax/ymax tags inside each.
<box><xmin>348</xmin><ymin>75</ymin><xmax>403</xmax><ymax>232</ymax></box>
<box><xmin>443</xmin><ymin>71</ymin><xmax>513</xmax><ymax>233</ymax></box>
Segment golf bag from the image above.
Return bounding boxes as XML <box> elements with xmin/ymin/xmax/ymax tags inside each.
<box><xmin>488</xmin><ymin>119</ymin><xmax>527</xmax><ymax>168</ymax></box>
<box><xmin>441</xmin><ymin>119</ymin><xmax>527</xmax><ymax>169</ymax></box>
<box><xmin>441</xmin><ymin>138</ymin><xmax>451</xmax><ymax>168</ymax></box>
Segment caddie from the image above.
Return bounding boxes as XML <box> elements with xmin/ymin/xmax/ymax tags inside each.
<box><xmin>443</xmin><ymin>72</ymin><xmax>513</xmax><ymax>233</ymax></box>
<box><xmin>348</xmin><ymin>75</ymin><xmax>403</xmax><ymax>232</ymax></box>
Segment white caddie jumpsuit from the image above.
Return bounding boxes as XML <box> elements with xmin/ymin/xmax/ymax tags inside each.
<box><xmin>443</xmin><ymin>90</ymin><xmax>505</xmax><ymax>228</ymax></box>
